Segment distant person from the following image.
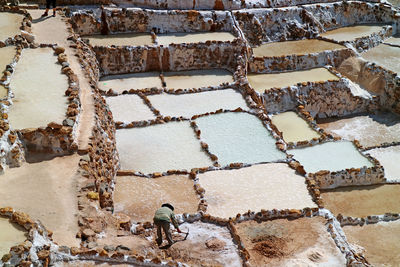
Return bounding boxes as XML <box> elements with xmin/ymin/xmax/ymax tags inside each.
<box><xmin>153</xmin><ymin>203</ymin><xmax>181</xmax><ymax>246</ymax></box>
<box><xmin>41</xmin><ymin>0</ymin><xmax>57</xmax><ymax>17</ymax></box>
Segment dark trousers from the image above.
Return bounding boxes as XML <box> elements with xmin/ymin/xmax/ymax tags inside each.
<box><xmin>154</xmin><ymin>219</ymin><xmax>173</xmax><ymax>245</ymax></box>
<box><xmin>46</xmin><ymin>0</ymin><xmax>56</xmax><ymax>9</ymax></box>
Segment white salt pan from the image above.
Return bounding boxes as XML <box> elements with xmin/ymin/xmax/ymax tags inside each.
<box><xmin>157</xmin><ymin>32</ymin><xmax>236</xmax><ymax>46</ymax></box>
<box><xmin>195</xmin><ymin>112</ymin><xmax>286</xmax><ymax>166</ymax></box>
<box><xmin>116</xmin><ymin>121</ymin><xmax>213</xmax><ymax>174</ymax></box>
<box><xmin>147</xmin><ymin>89</ymin><xmax>248</xmax><ymax>118</ymax></box>
<box><xmin>289</xmin><ymin>141</ymin><xmax>373</xmax><ymax>173</ymax></box>
<box><xmin>163</xmin><ymin>69</ymin><xmax>233</xmax><ymax>90</ymax></box>
<box><xmin>365</xmin><ymin>146</ymin><xmax>400</xmax><ymax>182</ymax></box>
<box><xmin>106</xmin><ymin>94</ymin><xmax>155</xmax><ymax>122</ymax></box>
<box><xmin>271</xmin><ymin>111</ymin><xmax>321</xmax><ymax>143</ymax></box>
<box><xmin>99</xmin><ymin>72</ymin><xmax>162</xmax><ymax>93</ymax></box>
<box><xmin>198</xmin><ymin>163</ymin><xmax>316</xmax><ymax>218</ymax></box>
<box><xmin>8</xmin><ymin>48</ymin><xmax>68</xmax><ymax>129</ymax></box>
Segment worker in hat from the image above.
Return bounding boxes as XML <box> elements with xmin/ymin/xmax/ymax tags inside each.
<box><xmin>153</xmin><ymin>203</ymin><xmax>181</xmax><ymax>246</ymax></box>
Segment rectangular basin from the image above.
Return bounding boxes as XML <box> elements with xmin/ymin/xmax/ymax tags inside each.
<box><xmin>8</xmin><ymin>48</ymin><xmax>69</xmax><ymax>130</ymax></box>
<box><xmin>87</xmin><ymin>32</ymin><xmax>154</xmax><ymax>47</ymax></box>
<box><xmin>361</xmin><ymin>44</ymin><xmax>400</xmax><ymax>74</ymax></box>
<box><xmin>271</xmin><ymin>111</ymin><xmax>321</xmax><ymax>143</ymax></box>
<box><xmin>198</xmin><ymin>163</ymin><xmax>316</xmax><ymax>219</ymax></box>
<box><xmin>320</xmin><ymin>24</ymin><xmax>387</xmax><ymax>42</ymax></box>
<box><xmin>105</xmin><ymin>94</ymin><xmax>155</xmax><ymax>123</ymax></box>
<box><xmin>317</xmin><ymin>112</ymin><xmax>400</xmax><ymax>148</ymax></box>
<box><xmin>99</xmin><ymin>72</ymin><xmax>162</xmax><ymax>93</ymax></box>
<box><xmin>163</xmin><ymin>69</ymin><xmax>234</xmax><ymax>90</ymax></box>
<box><xmin>115</xmin><ymin>121</ymin><xmax>213</xmax><ymax>174</ymax></box>
<box><xmin>289</xmin><ymin>141</ymin><xmax>374</xmax><ymax>173</ymax></box>
<box><xmin>0</xmin><ymin>12</ymin><xmax>24</xmax><ymax>41</ymax></box>
<box><xmin>157</xmin><ymin>32</ymin><xmax>236</xmax><ymax>46</ymax></box>
<box><xmin>194</xmin><ymin>112</ymin><xmax>286</xmax><ymax>166</ymax></box>
<box><xmin>147</xmin><ymin>89</ymin><xmax>248</xmax><ymax>118</ymax></box>
<box><xmin>365</xmin><ymin>145</ymin><xmax>400</xmax><ymax>182</ymax></box>
<box><xmin>247</xmin><ymin>68</ymin><xmax>339</xmax><ymax>93</ymax></box>
<box><xmin>252</xmin><ymin>39</ymin><xmax>345</xmax><ymax>57</ymax></box>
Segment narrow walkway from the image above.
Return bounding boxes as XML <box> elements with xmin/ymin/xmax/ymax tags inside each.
<box><xmin>29</xmin><ymin>9</ymin><xmax>95</xmax><ymax>152</ymax></box>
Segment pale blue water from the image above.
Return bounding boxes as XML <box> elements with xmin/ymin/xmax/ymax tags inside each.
<box><xmin>289</xmin><ymin>141</ymin><xmax>374</xmax><ymax>173</ymax></box>
<box><xmin>195</xmin><ymin>112</ymin><xmax>286</xmax><ymax>166</ymax></box>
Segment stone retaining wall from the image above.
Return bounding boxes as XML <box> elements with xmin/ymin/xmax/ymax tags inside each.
<box><xmin>249</xmin><ymin>46</ymin><xmax>354</xmax><ymax>73</ymax></box>
<box><xmin>71</xmin><ymin>8</ymin><xmax>239</xmax><ymax>36</ymax></box>
<box><xmin>259</xmin><ymin>79</ymin><xmax>379</xmax><ymax>118</ymax></box>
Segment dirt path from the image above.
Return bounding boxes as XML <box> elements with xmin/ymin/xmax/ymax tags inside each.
<box><xmin>29</xmin><ymin>9</ymin><xmax>95</xmax><ymax>152</ymax></box>
<box><xmin>0</xmin><ymin>155</ymin><xmax>81</xmax><ymax>247</ymax></box>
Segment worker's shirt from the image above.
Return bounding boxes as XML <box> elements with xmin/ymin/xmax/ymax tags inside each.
<box><xmin>153</xmin><ymin>207</ymin><xmax>179</xmax><ymax>228</ymax></box>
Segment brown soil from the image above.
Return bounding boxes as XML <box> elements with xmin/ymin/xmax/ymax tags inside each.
<box><xmin>321</xmin><ymin>184</ymin><xmax>400</xmax><ymax>218</ymax></box>
<box><xmin>252</xmin><ymin>236</ymin><xmax>286</xmax><ymax>258</ymax></box>
<box><xmin>234</xmin><ymin>217</ymin><xmax>346</xmax><ymax>266</ymax></box>
<box><xmin>344</xmin><ymin>220</ymin><xmax>400</xmax><ymax>266</ymax></box>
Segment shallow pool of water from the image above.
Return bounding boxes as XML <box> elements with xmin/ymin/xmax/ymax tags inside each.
<box><xmin>252</xmin><ymin>39</ymin><xmax>345</xmax><ymax>57</ymax></box>
<box><xmin>271</xmin><ymin>111</ymin><xmax>321</xmax><ymax>143</ymax></box>
<box><xmin>106</xmin><ymin>94</ymin><xmax>155</xmax><ymax>122</ymax></box>
<box><xmin>157</xmin><ymin>32</ymin><xmax>236</xmax><ymax>46</ymax></box>
<box><xmin>317</xmin><ymin>112</ymin><xmax>400</xmax><ymax>148</ymax></box>
<box><xmin>116</xmin><ymin>121</ymin><xmax>213</xmax><ymax>173</ymax></box>
<box><xmin>114</xmin><ymin>175</ymin><xmax>199</xmax><ymax>222</ymax></box>
<box><xmin>365</xmin><ymin>145</ymin><xmax>400</xmax><ymax>182</ymax></box>
<box><xmin>163</xmin><ymin>69</ymin><xmax>233</xmax><ymax>90</ymax></box>
<box><xmin>320</xmin><ymin>24</ymin><xmax>386</xmax><ymax>42</ymax></box>
<box><xmin>87</xmin><ymin>33</ymin><xmax>153</xmax><ymax>46</ymax></box>
<box><xmin>361</xmin><ymin>44</ymin><xmax>400</xmax><ymax>74</ymax></box>
<box><xmin>99</xmin><ymin>72</ymin><xmax>162</xmax><ymax>93</ymax></box>
<box><xmin>247</xmin><ymin>68</ymin><xmax>339</xmax><ymax>93</ymax></box>
<box><xmin>0</xmin><ymin>217</ymin><xmax>26</xmax><ymax>257</ymax></box>
<box><xmin>321</xmin><ymin>184</ymin><xmax>400</xmax><ymax>217</ymax></box>
<box><xmin>289</xmin><ymin>141</ymin><xmax>374</xmax><ymax>173</ymax></box>
<box><xmin>147</xmin><ymin>89</ymin><xmax>248</xmax><ymax>118</ymax></box>
<box><xmin>0</xmin><ymin>12</ymin><xmax>24</xmax><ymax>41</ymax></box>
<box><xmin>195</xmin><ymin>112</ymin><xmax>286</xmax><ymax>166</ymax></box>
<box><xmin>198</xmin><ymin>163</ymin><xmax>316</xmax><ymax>218</ymax></box>
<box><xmin>8</xmin><ymin>48</ymin><xmax>69</xmax><ymax>129</ymax></box>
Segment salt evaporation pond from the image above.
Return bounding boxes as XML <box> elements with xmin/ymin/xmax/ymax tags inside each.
<box><xmin>247</xmin><ymin>68</ymin><xmax>339</xmax><ymax>93</ymax></box>
<box><xmin>114</xmin><ymin>175</ymin><xmax>199</xmax><ymax>222</ymax></box>
<box><xmin>318</xmin><ymin>112</ymin><xmax>400</xmax><ymax>148</ymax></box>
<box><xmin>365</xmin><ymin>145</ymin><xmax>400</xmax><ymax>181</ymax></box>
<box><xmin>289</xmin><ymin>141</ymin><xmax>373</xmax><ymax>173</ymax></box>
<box><xmin>344</xmin><ymin>220</ymin><xmax>400</xmax><ymax>266</ymax></box>
<box><xmin>157</xmin><ymin>32</ymin><xmax>236</xmax><ymax>46</ymax></box>
<box><xmin>87</xmin><ymin>33</ymin><xmax>153</xmax><ymax>46</ymax></box>
<box><xmin>0</xmin><ymin>12</ymin><xmax>24</xmax><ymax>41</ymax></box>
<box><xmin>361</xmin><ymin>44</ymin><xmax>400</xmax><ymax>74</ymax></box>
<box><xmin>0</xmin><ymin>217</ymin><xmax>26</xmax><ymax>258</ymax></box>
<box><xmin>252</xmin><ymin>39</ymin><xmax>345</xmax><ymax>57</ymax></box>
<box><xmin>8</xmin><ymin>48</ymin><xmax>69</xmax><ymax>129</ymax></box>
<box><xmin>235</xmin><ymin>217</ymin><xmax>346</xmax><ymax>266</ymax></box>
<box><xmin>198</xmin><ymin>163</ymin><xmax>316</xmax><ymax>218</ymax></box>
<box><xmin>321</xmin><ymin>184</ymin><xmax>400</xmax><ymax>218</ymax></box>
<box><xmin>105</xmin><ymin>94</ymin><xmax>155</xmax><ymax>122</ymax></box>
<box><xmin>99</xmin><ymin>72</ymin><xmax>162</xmax><ymax>93</ymax></box>
<box><xmin>320</xmin><ymin>24</ymin><xmax>386</xmax><ymax>42</ymax></box>
<box><xmin>163</xmin><ymin>69</ymin><xmax>233</xmax><ymax>89</ymax></box>
<box><xmin>147</xmin><ymin>89</ymin><xmax>248</xmax><ymax>118</ymax></box>
<box><xmin>116</xmin><ymin>121</ymin><xmax>213</xmax><ymax>173</ymax></box>
<box><xmin>271</xmin><ymin>111</ymin><xmax>321</xmax><ymax>143</ymax></box>
<box><xmin>195</xmin><ymin>112</ymin><xmax>286</xmax><ymax>166</ymax></box>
